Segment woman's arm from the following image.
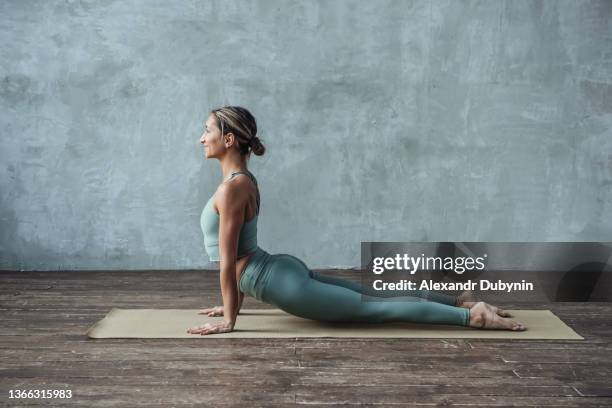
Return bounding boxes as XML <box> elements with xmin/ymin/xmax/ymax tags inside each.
<box><xmin>216</xmin><ymin>183</ymin><xmax>246</xmax><ymax>328</ymax></box>
<box><xmin>186</xmin><ymin>183</ymin><xmax>246</xmax><ymax>336</ymax></box>
<box><xmin>237</xmin><ymin>289</ymin><xmax>245</xmax><ymax>313</ymax></box>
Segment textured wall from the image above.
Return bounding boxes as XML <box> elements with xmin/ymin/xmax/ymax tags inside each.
<box><xmin>1</xmin><ymin>0</ymin><xmax>611</xmax><ymax>271</ymax></box>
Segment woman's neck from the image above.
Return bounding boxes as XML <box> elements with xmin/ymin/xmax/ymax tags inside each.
<box><xmin>219</xmin><ymin>156</ymin><xmax>247</xmax><ymax>181</ymax></box>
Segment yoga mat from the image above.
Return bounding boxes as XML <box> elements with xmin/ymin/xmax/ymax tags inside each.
<box><xmin>86</xmin><ymin>308</ymin><xmax>584</xmax><ymax>339</ymax></box>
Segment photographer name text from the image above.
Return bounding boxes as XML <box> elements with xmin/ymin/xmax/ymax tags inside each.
<box><xmin>372</xmin><ymin>279</ymin><xmax>534</xmax><ymax>293</ymax></box>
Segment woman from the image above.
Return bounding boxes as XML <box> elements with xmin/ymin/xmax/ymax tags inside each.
<box><xmin>187</xmin><ymin>106</ymin><xmax>527</xmax><ymax>336</ymax></box>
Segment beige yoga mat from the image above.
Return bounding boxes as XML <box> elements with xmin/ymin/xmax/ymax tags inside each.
<box><xmin>86</xmin><ymin>308</ymin><xmax>583</xmax><ymax>339</ymax></box>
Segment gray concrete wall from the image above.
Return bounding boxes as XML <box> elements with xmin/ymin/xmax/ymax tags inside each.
<box><xmin>1</xmin><ymin>0</ymin><xmax>611</xmax><ymax>270</ymax></box>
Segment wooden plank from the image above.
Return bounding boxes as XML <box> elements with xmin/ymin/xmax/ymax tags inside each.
<box><xmin>1</xmin><ymin>270</ymin><xmax>610</xmax><ymax>407</ymax></box>
<box><xmin>294</xmin><ymin>390</ymin><xmax>608</xmax><ymax>407</ymax></box>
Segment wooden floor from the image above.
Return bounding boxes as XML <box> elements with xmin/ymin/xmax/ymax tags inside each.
<box><xmin>1</xmin><ymin>269</ymin><xmax>611</xmax><ymax>407</ymax></box>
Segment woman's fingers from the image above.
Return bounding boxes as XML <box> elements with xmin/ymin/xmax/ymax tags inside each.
<box><xmin>198</xmin><ymin>306</ymin><xmax>223</xmax><ymax>316</ymax></box>
<box><xmin>187</xmin><ymin>320</ymin><xmax>233</xmax><ymax>336</ymax></box>
<box><xmin>187</xmin><ymin>322</ymin><xmax>212</xmax><ymax>334</ymax></box>
<box><xmin>192</xmin><ymin>327</ymin><xmax>213</xmax><ymax>335</ymax></box>
<box><xmin>187</xmin><ymin>322</ymin><xmax>226</xmax><ymax>335</ymax></box>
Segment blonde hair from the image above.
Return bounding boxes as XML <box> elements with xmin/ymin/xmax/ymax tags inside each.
<box><xmin>210</xmin><ymin>106</ymin><xmax>265</xmax><ymax>156</ymax></box>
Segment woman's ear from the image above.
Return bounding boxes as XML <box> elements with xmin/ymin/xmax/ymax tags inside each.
<box><xmin>224</xmin><ymin>132</ymin><xmax>235</xmax><ymax>148</ymax></box>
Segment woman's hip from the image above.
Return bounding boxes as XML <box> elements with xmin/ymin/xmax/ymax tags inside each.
<box><xmin>240</xmin><ymin>249</ymin><xmax>311</xmax><ymax>301</ymax></box>
<box><xmin>259</xmin><ymin>254</ymin><xmax>312</xmax><ymax>305</ymax></box>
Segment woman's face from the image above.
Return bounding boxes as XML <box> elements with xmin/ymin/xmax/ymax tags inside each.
<box><xmin>200</xmin><ymin>114</ymin><xmax>224</xmax><ymax>159</ymax></box>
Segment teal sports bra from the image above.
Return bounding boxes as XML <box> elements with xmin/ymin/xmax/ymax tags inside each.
<box><xmin>200</xmin><ymin>171</ymin><xmax>259</xmax><ymax>262</ymax></box>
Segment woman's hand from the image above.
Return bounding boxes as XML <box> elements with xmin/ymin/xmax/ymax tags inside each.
<box><xmin>198</xmin><ymin>306</ymin><xmax>224</xmax><ymax>317</ymax></box>
<box><xmin>186</xmin><ymin>320</ymin><xmax>234</xmax><ymax>336</ymax></box>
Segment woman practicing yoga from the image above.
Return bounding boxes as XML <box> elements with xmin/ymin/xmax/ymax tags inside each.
<box><xmin>187</xmin><ymin>106</ymin><xmax>527</xmax><ymax>335</ymax></box>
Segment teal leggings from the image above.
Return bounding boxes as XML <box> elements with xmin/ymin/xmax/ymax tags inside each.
<box><xmin>239</xmin><ymin>247</ymin><xmax>470</xmax><ymax>326</ymax></box>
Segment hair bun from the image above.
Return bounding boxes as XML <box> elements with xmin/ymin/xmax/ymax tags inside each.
<box><xmin>250</xmin><ymin>136</ymin><xmax>265</xmax><ymax>156</ymax></box>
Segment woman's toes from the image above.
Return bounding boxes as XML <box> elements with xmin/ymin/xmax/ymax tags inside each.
<box><xmin>470</xmin><ymin>301</ymin><xmax>526</xmax><ymax>331</ymax></box>
<box><xmin>482</xmin><ymin>302</ymin><xmax>512</xmax><ymax>318</ymax></box>
<box><xmin>490</xmin><ymin>305</ymin><xmax>512</xmax><ymax>317</ymax></box>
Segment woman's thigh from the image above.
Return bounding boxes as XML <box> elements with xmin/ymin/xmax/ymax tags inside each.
<box><xmin>261</xmin><ymin>254</ymin><xmax>468</xmax><ymax>325</ymax></box>
<box><xmin>261</xmin><ymin>254</ymin><xmax>366</xmax><ymax>320</ymax></box>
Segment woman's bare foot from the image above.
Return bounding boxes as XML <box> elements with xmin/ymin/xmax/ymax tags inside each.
<box><xmin>456</xmin><ymin>289</ymin><xmax>478</xmax><ymax>305</ymax></box>
<box><xmin>456</xmin><ymin>290</ymin><xmax>513</xmax><ymax>318</ymax></box>
<box><xmin>469</xmin><ymin>301</ymin><xmax>527</xmax><ymax>331</ymax></box>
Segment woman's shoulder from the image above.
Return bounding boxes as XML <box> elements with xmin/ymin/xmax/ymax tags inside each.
<box><xmin>214</xmin><ymin>180</ymin><xmax>249</xmax><ymax>210</ymax></box>
<box><xmin>218</xmin><ymin>174</ymin><xmax>252</xmax><ymax>192</ymax></box>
